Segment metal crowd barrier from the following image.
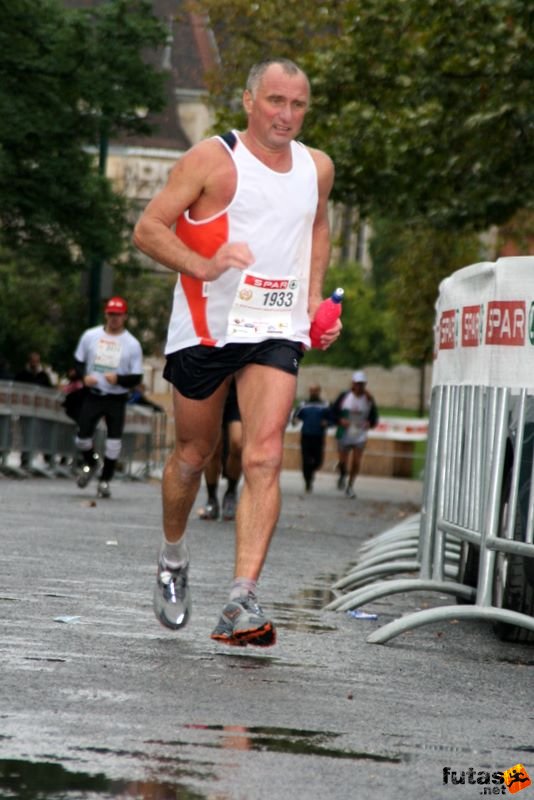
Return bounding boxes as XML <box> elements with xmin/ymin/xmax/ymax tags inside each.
<box><xmin>326</xmin><ymin>382</ymin><xmax>534</xmax><ymax>646</ymax></box>
<box><xmin>0</xmin><ymin>380</ymin><xmax>169</xmax><ymax>480</ymax></box>
<box><xmin>326</xmin><ymin>256</ymin><xmax>534</xmax><ymax>646</ymax></box>
<box><xmin>325</xmin><ymin>384</ymin><xmax>470</xmax><ymax>618</ymax></box>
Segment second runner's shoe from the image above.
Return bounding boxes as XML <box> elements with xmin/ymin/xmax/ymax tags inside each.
<box><xmin>199</xmin><ymin>498</ymin><xmax>219</xmax><ymax>520</ymax></box>
<box><xmin>97</xmin><ymin>480</ymin><xmax>111</xmax><ymax>499</ymax></box>
<box><xmin>77</xmin><ymin>453</ymin><xmax>100</xmax><ymax>488</ymax></box>
<box><xmin>153</xmin><ymin>557</ymin><xmax>191</xmax><ymax>630</ymax></box>
<box><xmin>221</xmin><ymin>491</ymin><xmax>237</xmax><ymax>521</ymax></box>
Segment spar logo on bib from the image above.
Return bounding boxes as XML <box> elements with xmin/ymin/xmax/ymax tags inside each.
<box><xmin>245</xmin><ymin>275</ymin><xmax>292</xmax><ymax>290</ymax></box>
<box><xmin>485</xmin><ymin>301</ymin><xmax>526</xmax><ymax>345</ymax></box>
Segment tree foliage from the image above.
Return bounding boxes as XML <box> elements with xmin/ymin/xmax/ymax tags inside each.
<box><xmin>113</xmin><ymin>267</ymin><xmax>175</xmax><ymax>359</ymax></box>
<box><xmin>0</xmin><ymin>247</ymin><xmax>86</xmax><ymax>374</ymax></box>
<box><xmin>385</xmin><ymin>225</ymin><xmax>482</xmax><ymax>366</ymax></box>
<box><xmin>189</xmin><ymin>0</ymin><xmax>533</xmax><ymax>230</ymax></box>
<box><xmin>0</xmin><ymin>0</ymin><xmax>167</xmax><ymax>372</ymax></box>
<box><xmin>0</xmin><ymin>245</ymin><xmax>174</xmax><ymax>376</ymax></box>
<box><xmin>187</xmin><ymin>0</ymin><xmax>532</xmax><ymax>375</ymax></box>
<box><xmin>0</xmin><ymin>0</ymin><xmax>166</xmax><ymax>270</ymax></box>
<box><xmin>301</xmin><ymin>261</ymin><xmax>397</xmax><ymax>368</ymax></box>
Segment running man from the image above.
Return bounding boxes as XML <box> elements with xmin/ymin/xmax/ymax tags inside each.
<box><xmin>133</xmin><ymin>58</ymin><xmax>339</xmax><ymax>646</ymax></box>
<box><xmin>73</xmin><ymin>297</ymin><xmax>143</xmax><ymax>499</ymax></box>
<box><xmin>332</xmin><ymin>371</ymin><xmax>379</xmax><ymax>498</ymax></box>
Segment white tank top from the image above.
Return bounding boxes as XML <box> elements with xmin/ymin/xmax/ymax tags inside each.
<box><xmin>165</xmin><ymin>131</ymin><xmax>318</xmax><ymax>353</ymax></box>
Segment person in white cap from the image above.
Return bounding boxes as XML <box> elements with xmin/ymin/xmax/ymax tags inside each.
<box><xmin>331</xmin><ymin>370</ymin><xmax>378</xmax><ymax>498</ymax></box>
<box><xmin>72</xmin><ymin>296</ymin><xmax>143</xmax><ymax>498</ymax></box>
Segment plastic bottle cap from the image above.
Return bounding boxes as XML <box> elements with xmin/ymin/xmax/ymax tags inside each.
<box><xmin>332</xmin><ymin>288</ymin><xmax>344</xmax><ymax>303</ymax></box>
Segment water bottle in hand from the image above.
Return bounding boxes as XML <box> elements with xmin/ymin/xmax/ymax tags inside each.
<box><xmin>310</xmin><ymin>288</ymin><xmax>344</xmax><ymax>349</ymax></box>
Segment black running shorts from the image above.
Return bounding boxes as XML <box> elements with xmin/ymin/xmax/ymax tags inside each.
<box><xmin>223</xmin><ymin>379</ymin><xmax>241</xmax><ymax>424</ymax></box>
<box><xmin>77</xmin><ymin>392</ymin><xmax>128</xmax><ymax>439</ymax></box>
<box><xmin>163</xmin><ymin>339</ymin><xmax>304</xmax><ymax>400</ymax></box>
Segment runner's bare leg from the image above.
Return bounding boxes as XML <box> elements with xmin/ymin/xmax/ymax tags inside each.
<box><xmin>162</xmin><ymin>382</ymin><xmax>228</xmax><ymax>542</ymax></box>
<box><xmin>234</xmin><ymin>364</ymin><xmax>297</xmax><ymax>579</ymax></box>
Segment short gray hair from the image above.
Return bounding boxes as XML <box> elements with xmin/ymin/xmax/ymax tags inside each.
<box><xmin>246</xmin><ymin>58</ymin><xmax>309</xmax><ymax>97</ymax></box>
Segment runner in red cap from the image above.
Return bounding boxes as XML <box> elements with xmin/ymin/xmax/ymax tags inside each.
<box><xmin>71</xmin><ymin>297</ymin><xmax>142</xmax><ymax>498</ymax></box>
<box><xmin>105</xmin><ymin>297</ymin><xmax>128</xmax><ymax>314</ymax></box>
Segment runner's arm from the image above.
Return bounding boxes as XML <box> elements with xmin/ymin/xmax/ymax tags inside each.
<box><xmin>133</xmin><ymin>141</ymin><xmax>253</xmax><ymax>282</ymax></box>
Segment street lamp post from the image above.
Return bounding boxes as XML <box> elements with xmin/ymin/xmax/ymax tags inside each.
<box><xmin>88</xmin><ymin>121</ymin><xmax>109</xmax><ymax>327</ymax></box>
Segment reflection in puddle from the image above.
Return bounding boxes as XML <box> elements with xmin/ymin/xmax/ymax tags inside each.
<box><xmin>498</xmin><ymin>656</ymin><xmax>534</xmax><ymax>667</ymax></box>
<box><xmin>0</xmin><ymin>725</ymin><xmax>401</xmax><ymax>799</ymax></box>
<box><xmin>72</xmin><ymin>745</ymin><xmax>215</xmax><ymax>777</ymax></box>
<box><xmin>269</xmin><ymin>578</ymin><xmax>341</xmax><ymax>635</ymax></box>
<box><xmin>150</xmin><ymin>723</ymin><xmax>401</xmax><ymax>763</ymax></box>
<box><xmin>383</xmin><ymin>734</ymin><xmax>492</xmax><ymax>757</ymax></box>
<box><xmin>0</xmin><ymin>758</ymin><xmax>206</xmax><ymax>799</ymax></box>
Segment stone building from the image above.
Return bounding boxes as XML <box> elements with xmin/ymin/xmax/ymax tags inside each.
<box><xmin>64</xmin><ymin>0</ymin><xmax>218</xmax><ymax>229</ymax></box>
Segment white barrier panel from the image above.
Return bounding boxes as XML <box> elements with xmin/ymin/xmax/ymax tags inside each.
<box><xmin>328</xmin><ymin>256</ymin><xmax>534</xmax><ymax>646</ymax></box>
<box><xmin>433</xmin><ymin>256</ymin><xmax>534</xmax><ymax>388</ymax></box>
<box><xmin>370</xmin><ymin>416</ymin><xmax>429</xmax><ymax>442</ymax></box>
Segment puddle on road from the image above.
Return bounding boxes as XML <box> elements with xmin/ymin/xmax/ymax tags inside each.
<box><xmin>0</xmin><ymin>725</ymin><xmax>401</xmax><ymax>799</ymax></box>
<box><xmin>150</xmin><ymin>723</ymin><xmax>402</xmax><ymax>763</ymax></box>
<box><xmin>0</xmin><ymin>758</ymin><xmax>205</xmax><ymax>799</ymax></box>
<box><xmin>0</xmin><ymin>758</ymin><xmax>206</xmax><ymax>799</ymax></box>
<box><xmin>268</xmin><ymin>579</ymin><xmax>341</xmax><ymax>635</ymax></box>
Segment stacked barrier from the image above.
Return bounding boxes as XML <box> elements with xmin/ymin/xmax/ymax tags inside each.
<box><xmin>0</xmin><ymin>381</ymin><xmax>169</xmax><ymax>480</ymax></box>
<box><xmin>326</xmin><ymin>256</ymin><xmax>534</xmax><ymax>645</ymax></box>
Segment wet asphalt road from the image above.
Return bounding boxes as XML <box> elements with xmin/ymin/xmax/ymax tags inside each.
<box><xmin>0</xmin><ymin>470</ymin><xmax>533</xmax><ymax>800</ymax></box>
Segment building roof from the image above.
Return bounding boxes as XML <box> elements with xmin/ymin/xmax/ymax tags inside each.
<box><xmin>63</xmin><ymin>0</ymin><xmax>219</xmax><ymax>150</ymax></box>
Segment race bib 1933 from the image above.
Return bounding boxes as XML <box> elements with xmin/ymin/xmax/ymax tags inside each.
<box><xmin>226</xmin><ymin>272</ymin><xmax>300</xmax><ymax>339</ymax></box>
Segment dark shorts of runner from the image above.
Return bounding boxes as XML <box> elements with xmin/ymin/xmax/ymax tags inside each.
<box><xmin>163</xmin><ymin>339</ymin><xmax>304</xmax><ymax>400</ymax></box>
<box><xmin>223</xmin><ymin>379</ymin><xmax>241</xmax><ymax>424</ymax></box>
<box><xmin>77</xmin><ymin>391</ymin><xmax>128</xmax><ymax>439</ymax></box>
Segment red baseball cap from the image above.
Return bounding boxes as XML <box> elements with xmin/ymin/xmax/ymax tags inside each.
<box><xmin>105</xmin><ymin>296</ymin><xmax>128</xmax><ymax>314</ymax></box>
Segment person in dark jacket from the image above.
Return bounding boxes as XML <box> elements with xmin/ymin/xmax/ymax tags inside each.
<box><xmin>292</xmin><ymin>384</ymin><xmax>330</xmax><ymax>492</ymax></box>
<box><xmin>15</xmin><ymin>352</ymin><xmax>52</xmax><ymax>388</ymax></box>
<box><xmin>15</xmin><ymin>352</ymin><xmax>53</xmax><ymax>469</ymax></box>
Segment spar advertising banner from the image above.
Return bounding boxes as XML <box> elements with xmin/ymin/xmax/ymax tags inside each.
<box><xmin>433</xmin><ymin>256</ymin><xmax>534</xmax><ymax>388</ymax></box>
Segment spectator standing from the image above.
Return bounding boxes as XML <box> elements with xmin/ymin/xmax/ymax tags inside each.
<box><xmin>15</xmin><ymin>352</ymin><xmax>52</xmax><ymax>389</ymax></box>
<box><xmin>292</xmin><ymin>384</ymin><xmax>329</xmax><ymax>492</ymax></box>
<box><xmin>331</xmin><ymin>371</ymin><xmax>378</xmax><ymax>498</ymax></box>
<box><xmin>0</xmin><ymin>357</ymin><xmax>13</xmax><ymax>380</ymax></box>
<box><xmin>73</xmin><ymin>296</ymin><xmax>143</xmax><ymax>499</ymax></box>
<box><xmin>14</xmin><ymin>352</ymin><xmax>53</xmax><ymax>469</ymax></box>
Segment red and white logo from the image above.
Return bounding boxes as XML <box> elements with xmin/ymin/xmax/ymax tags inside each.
<box><xmin>485</xmin><ymin>301</ymin><xmax>526</xmax><ymax>345</ymax></box>
<box><xmin>245</xmin><ymin>275</ymin><xmax>290</xmax><ymax>290</ymax></box>
<box><xmin>462</xmin><ymin>305</ymin><xmax>481</xmax><ymax>347</ymax></box>
<box><xmin>439</xmin><ymin>309</ymin><xmax>456</xmax><ymax>350</ymax></box>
